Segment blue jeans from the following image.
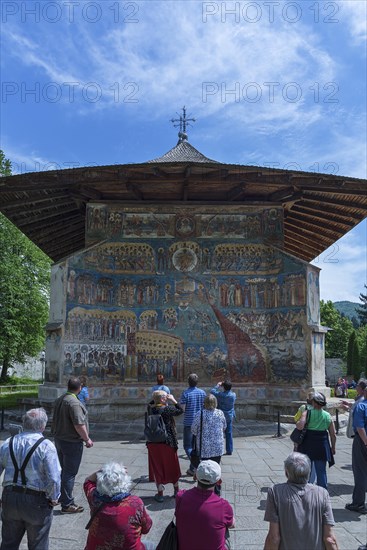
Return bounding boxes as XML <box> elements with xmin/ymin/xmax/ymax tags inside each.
<box><xmin>1</xmin><ymin>487</ymin><xmax>53</xmax><ymax>550</ymax></box>
<box><xmin>183</xmin><ymin>426</ymin><xmax>196</xmax><ymax>470</ymax></box>
<box><xmin>313</xmin><ymin>460</ymin><xmax>327</xmax><ymax>489</ymax></box>
<box><xmin>54</xmin><ymin>438</ymin><xmax>83</xmax><ymax>508</ymax></box>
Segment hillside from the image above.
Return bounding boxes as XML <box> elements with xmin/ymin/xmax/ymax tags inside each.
<box><xmin>333</xmin><ymin>301</ymin><xmax>360</xmax><ymax>320</ymax></box>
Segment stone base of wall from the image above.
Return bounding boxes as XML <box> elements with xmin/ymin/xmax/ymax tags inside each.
<box><xmin>34</xmin><ymin>383</ymin><xmax>333</xmax><ymax>425</ymax></box>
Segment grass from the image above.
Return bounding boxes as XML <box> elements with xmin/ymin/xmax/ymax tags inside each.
<box><xmin>0</xmin><ymin>391</ymin><xmax>38</xmax><ymax>409</ymax></box>
<box><xmin>0</xmin><ymin>376</ymin><xmax>40</xmax><ymax>408</ymax></box>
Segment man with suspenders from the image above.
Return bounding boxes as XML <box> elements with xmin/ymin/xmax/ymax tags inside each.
<box><xmin>0</xmin><ymin>408</ymin><xmax>61</xmax><ymax>550</ymax></box>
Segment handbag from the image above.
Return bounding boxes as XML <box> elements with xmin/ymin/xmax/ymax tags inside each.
<box><xmin>190</xmin><ymin>410</ymin><xmax>203</xmax><ymax>469</ymax></box>
<box><xmin>290</xmin><ymin>409</ymin><xmax>311</xmax><ymax>444</ymax></box>
<box><xmin>156</xmin><ymin>519</ymin><xmax>178</xmax><ymax>550</ymax></box>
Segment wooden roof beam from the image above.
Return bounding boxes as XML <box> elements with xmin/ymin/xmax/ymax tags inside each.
<box><xmin>182</xmin><ymin>180</ymin><xmax>189</xmax><ymax>201</ymax></box>
<box><xmin>33</xmin><ymin>222</ymin><xmax>85</xmax><ymax>246</ymax></box>
<box><xmin>291</xmin><ymin>205</ymin><xmax>355</xmax><ymax>228</ymax></box>
<box><xmin>5</xmin><ymin>198</ymin><xmax>76</xmax><ymax>214</ymax></box>
<box><xmin>269</xmin><ymin>187</ymin><xmax>302</xmax><ymax>202</ymax></box>
<box><xmin>0</xmin><ymin>191</ymin><xmax>70</xmax><ymax>209</ymax></box>
<box><xmin>284</xmin><ymin>232</ymin><xmax>324</xmax><ymax>257</ymax></box>
<box><xmin>297</xmin><ymin>201</ymin><xmax>364</xmax><ymax>221</ymax></box>
<box><xmin>45</xmin><ymin>237</ymin><xmax>85</xmax><ymax>259</ymax></box>
<box><xmin>152</xmin><ymin>167</ymin><xmax>169</xmax><ymax>178</ymax></box>
<box><xmin>285</xmin><ymin>218</ymin><xmax>340</xmax><ymax>240</ymax></box>
<box><xmin>16</xmin><ymin>207</ymin><xmax>82</xmax><ymax>228</ymax></box>
<box><xmin>302</xmin><ymin>194</ymin><xmax>367</xmax><ymax>210</ymax></box>
<box><xmin>126</xmin><ymin>182</ymin><xmax>143</xmax><ymax>200</ymax></box>
<box><xmin>227</xmin><ymin>184</ymin><xmax>247</xmax><ymax>201</ymax></box>
<box><xmin>73</xmin><ymin>185</ymin><xmax>103</xmax><ymax>200</ymax></box>
<box><xmin>26</xmin><ymin>215</ymin><xmax>83</xmax><ymax>238</ymax></box>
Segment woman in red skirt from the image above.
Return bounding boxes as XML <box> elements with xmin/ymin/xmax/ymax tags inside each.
<box><xmin>147</xmin><ymin>390</ymin><xmax>183</xmax><ymax>502</ymax></box>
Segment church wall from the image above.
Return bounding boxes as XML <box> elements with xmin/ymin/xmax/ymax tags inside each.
<box><xmin>47</xmin><ymin>204</ymin><xmax>319</xmax><ymax>395</ymax></box>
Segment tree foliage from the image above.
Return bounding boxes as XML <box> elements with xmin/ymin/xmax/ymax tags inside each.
<box><xmin>320</xmin><ymin>300</ymin><xmax>354</xmax><ymax>360</ymax></box>
<box><xmin>355</xmin><ymin>324</ymin><xmax>367</xmax><ymax>377</ymax></box>
<box><xmin>0</xmin><ymin>151</ymin><xmax>51</xmax><ymax>380</ymax></box>
<box><xmin>346</xmin><ymin>330</ymin><xmax>360</xmax><ymax>379</ymax></box>
<box><xmin>357</xmin><ymin>285</ymin><xmax>367</xmax><ymax>326</ymax></box>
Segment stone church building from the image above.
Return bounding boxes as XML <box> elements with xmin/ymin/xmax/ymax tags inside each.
<box><xmin>1</xmin><ymin>114</ymin><xmax>366</xmax><ymax>419</ymax></box>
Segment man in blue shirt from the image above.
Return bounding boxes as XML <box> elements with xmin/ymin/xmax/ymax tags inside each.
<box><xmin>180</xmin><ymin>373</ymin><xmax>205</xmax><ymax>475</ymax></box>
<box><xmin>345</xmin><ymin>380</ymin><xmax>367</xmax><ymax>514</ymax></box>
<box><xmin>0</xmin><ymin>408</ymin><xmax>61</xmax><ymax>550</ymax></box>
<box><xmin>151</xmin><ymin>373</ymin><xmax>170</xmax><ymax>395</ymax></box>
<box><xmin>211</xmin><ymin>380</ymin><xmax>236</xmax><ymax>455</ymax></box>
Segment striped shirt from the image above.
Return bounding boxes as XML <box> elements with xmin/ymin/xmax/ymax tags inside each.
<box><xmin>180</xmin><ymin>387</ymin><xmax>206</xmax><ymax>426</ymax></box>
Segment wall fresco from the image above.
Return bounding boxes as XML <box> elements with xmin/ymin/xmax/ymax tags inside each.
<box><xmin>85</xmin><ymin>206</ymin><xmax>284</xmax><ymax>244</ymax></box>
<box><xmin>60</xmin><ymin>205</ymin><xmax>316</xmax><ymax>386</ymax></box>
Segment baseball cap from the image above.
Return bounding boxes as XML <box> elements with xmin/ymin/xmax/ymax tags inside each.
<box><xmin>196</xmin><ymin>460</ymin><xmax>221</xmax><ymax>485</ymax></box>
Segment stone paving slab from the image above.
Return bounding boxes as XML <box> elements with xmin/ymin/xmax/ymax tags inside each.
<box><xmin>0</xmin><ymin>424</ymin><xmax>366</xmax><ymax>549</ymax></box>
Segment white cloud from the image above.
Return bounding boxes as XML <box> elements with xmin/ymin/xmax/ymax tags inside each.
<box><xmin>341</xmin><ymin>0</ymin><xmax>367</xmax><ymax>44</ymax></box>
<box><xmin>2</xmin><ymin>1</ymin><xmax>337</xmax><ymax>131</ymax></box>
<box><xmin>313</xmin><ymin>223</ymin><xmax>367</xmax><ymax>302</ymax></box>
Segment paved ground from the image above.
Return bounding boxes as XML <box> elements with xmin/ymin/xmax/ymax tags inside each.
<box><xmin>0</xmin><ymin>418</ymin><xmax>366</xmax><ymax>550</ymax></box>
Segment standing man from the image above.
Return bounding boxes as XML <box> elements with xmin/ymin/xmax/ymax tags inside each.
<box><xmin>264</xmin><ymin>452</ymin><xmax>338</xmax><ymax>550</ymax></box>
<box><xmin>52</xmin><ymin>376</ymin><xmax>93</xmax><ymax>514</ymax></box>
<box><xmin>175</xmin><ymin>460</ymin><xmax>235</xmax><ymax>550</ymax></box>
<box><xmin>345</xmin><ymin>380</ymin><xmax>367</xmax><ymax>514</ymax></box>
<box><xmin>0</xmin><ymin>408</ymin><xmax>61</xmax><ymax>550</ymax></box>
<box><xmin>210</xmin><ymin>379</ymin><xmax>236</xmax><ymax>455</ymax></box>
<box><xmin>180</xmin><ymin>373</ymin><xmax>205</xmax><ymax>475</ymax></box>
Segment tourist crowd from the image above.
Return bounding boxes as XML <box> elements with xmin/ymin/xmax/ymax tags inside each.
<box><xmin>0</xmin><ymin>374</ymin><xmax>366</xmax><ymax>550</ymax></box>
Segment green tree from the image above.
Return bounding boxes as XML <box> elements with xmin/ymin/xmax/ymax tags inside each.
<box><xmin>356</xmin><ymin>285</ymin><xmax>367</xmax><ymax>326</ymax></box>
<box><xmin>355</xmin><ymin>323</ymin><xmax>367</xmax><ymax>377</ymax></box>
<box><xmin>320</xmin><ymin>300</ymin><xmax>354</xmax><ymax>360</ymax></box>
<box><xmin>346</xmin><ymin>330</ymin><xmax>360</xmax><ymax>379</ymax></box>
<box><xmin>0</xmin><ymin>151</ymin><xmax>51</xmax><ymax>380</ymax></box>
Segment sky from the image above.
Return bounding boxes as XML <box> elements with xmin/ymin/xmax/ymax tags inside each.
<box><xmin>1</xmin><ymin>0</ymin><xmax>366</xmax><ymax>303</ymax></box>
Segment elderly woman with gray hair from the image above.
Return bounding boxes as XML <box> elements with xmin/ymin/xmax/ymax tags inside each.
<box><xmin>296</xmin><ymin>392</ymin><xmax>336</xmax><ymax>490</ymax></box>
<box><xmin>83</xmin><ymin>461</ymin><xmax>154</xmax><ymax>550</ymax></box>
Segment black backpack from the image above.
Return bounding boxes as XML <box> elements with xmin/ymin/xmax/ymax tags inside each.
<box><xmin>144</xmin><ymin>407</ymin><xmax>167</xmax><ymax>443</ymax></box>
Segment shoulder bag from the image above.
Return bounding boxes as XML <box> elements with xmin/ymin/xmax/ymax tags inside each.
<box><xmin>190</xmin><ymin>410</ymin><xmax>203</xmax><ymax>469</ymax></box>
<box><xmin>156</xmin><ymin>518</ymin><xmax>178</xmax><ymax>550</ymax></box>
<box><xmin>290</xmin><ymin>409</ymin><xmax>311</xmax><ymax>445</ymax></box>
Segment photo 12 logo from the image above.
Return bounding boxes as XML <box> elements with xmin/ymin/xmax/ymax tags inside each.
<box><xmin>202</xmin><ymin>81</ymin><xmax>339</xmax><ymax>104</ymax></box>
<box><xmin>202</xmin><ymin>2</ymin><xmax>340</xmax><ymax>24</ymax></box>
<box><xmin>1</xmin><ymin>2</ymin><xmax>139</xmax><ymax>24</ymax></box>
<box><xmin>1</xmin><ymin>81</ymin><xmax>139</xmax><ymax>104</ymax></box>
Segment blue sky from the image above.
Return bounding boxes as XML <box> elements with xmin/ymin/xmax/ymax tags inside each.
<box><xmin>1</xmin><ymin>0</ymin><xmax>366</xmax><ymax>303</ymax></box>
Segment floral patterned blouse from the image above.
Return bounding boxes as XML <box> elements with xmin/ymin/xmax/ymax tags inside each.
<box><xmin>84</xmin><ymin>480</ymin><xmax>152</xmax><ymax>550</ymax></box>
<box><xmin>191</xmin><ymin>409</ymin><xmax>226</xmax><ymax>459</ymax></box>
<box><xmin>149</xmin><ymin>404</ymin><xmax>183</xmax><ymax>449</ymax></box>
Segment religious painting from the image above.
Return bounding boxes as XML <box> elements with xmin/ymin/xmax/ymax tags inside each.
<box><xmin>61</xmin><ymin>204</ymin><xmax>311</xmax><ymax>387</ymax></box>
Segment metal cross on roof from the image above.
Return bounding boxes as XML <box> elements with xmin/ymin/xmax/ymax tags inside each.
<box><xmin>171</xmin><ymin>106</ymin><xmax>196</xmax><ymax>142</ymax></box>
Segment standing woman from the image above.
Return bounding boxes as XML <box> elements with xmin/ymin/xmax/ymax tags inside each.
<box><xmin>191</xmin><ymin>394</ymin><xmax>226</xmax><ymax>494</ymax></box>
<box><xmin>297</xmin><ymin>392</ymin><xmax>336</xmax><ymax>490</ymax></box>
<box><xmin>147</xmin><ymin>390</ymin><xmax>183</xmax><ymax>502</ymax></box>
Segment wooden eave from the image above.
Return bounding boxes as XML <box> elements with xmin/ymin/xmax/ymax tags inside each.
<box><xmin>0</xmin><ymin>160</ymin><xmax>366</xmax><ymax>263</ymax></box>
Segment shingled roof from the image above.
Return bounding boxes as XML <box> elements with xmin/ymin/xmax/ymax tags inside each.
<box><xmin>0</xmin><ymin>139</ymin><xmax>366</xmax><ymax>264</ymax></box>
<box><xmin>147</xmin><ymin>139</ymin><xmax>219</xmax><ymax>164</ymax></box>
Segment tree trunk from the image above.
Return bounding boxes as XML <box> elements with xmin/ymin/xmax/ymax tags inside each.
<box><xmin>0</xmin><ymin>354</ymin><xmax>10</xmax><ymax>381</ymax></box>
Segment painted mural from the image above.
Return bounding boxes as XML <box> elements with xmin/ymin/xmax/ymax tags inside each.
<box><xmin>60</xmin><ymin>206</ymin><xmax>316</xmax><ymax>386</ymax></box>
